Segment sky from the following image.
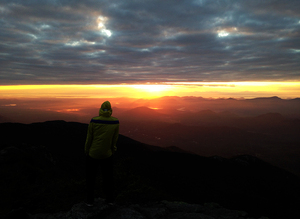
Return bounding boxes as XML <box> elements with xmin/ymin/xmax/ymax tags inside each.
<box><xmin>1</xmin><ymin>0</ymin><xmax>300</xmax><ymax>98</ymax></box>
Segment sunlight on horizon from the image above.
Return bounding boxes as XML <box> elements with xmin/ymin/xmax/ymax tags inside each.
<box><xmin>1</xmin><ymin>82</ymin><xmax>300</xmax><ymax>99</ymax></box>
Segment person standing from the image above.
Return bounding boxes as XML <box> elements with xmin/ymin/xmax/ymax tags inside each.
<box><xmin>84</xmin><ymin>101</ymin><xmax>119</xmax><ymax>206</ymax></box>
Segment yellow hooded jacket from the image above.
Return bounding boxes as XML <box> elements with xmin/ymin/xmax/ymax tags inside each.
<box><xmin>84</xmin><ymin>101</ymin><xmax>119</xmax><ymax>159</ymax></box>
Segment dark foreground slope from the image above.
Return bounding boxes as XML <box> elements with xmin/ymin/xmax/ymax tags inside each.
<box><xmin>0</xmin><ymin>121</ymin><xmax>300</xmax><ymax>219</ymax></box>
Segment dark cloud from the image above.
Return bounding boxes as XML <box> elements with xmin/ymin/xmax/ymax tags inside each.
<box><xmin>0</xmin><ymin>0</ymin><xmax>300</xmax><ymax>84</ymax></box>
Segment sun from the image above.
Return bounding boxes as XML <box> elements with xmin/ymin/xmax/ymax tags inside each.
<box><xmin>132</xmin><ymin>84</ymin><xmax>168</xmax><ymax>92</ymax></box>
<box><xmin>136</xmin><ymin>85</ymin><xmax>168</xmax><ymax>92</ymax></box>
<box><xmin>131</xmin><ymin>84</ymin><xmax>171</xmax><ymax>97</ymax></box>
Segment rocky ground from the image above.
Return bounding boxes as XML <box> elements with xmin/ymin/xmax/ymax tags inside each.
<box><xmin>6</xmin><ymin>198</ymin><xmax>269</xmax><ymax>219</ymax></box>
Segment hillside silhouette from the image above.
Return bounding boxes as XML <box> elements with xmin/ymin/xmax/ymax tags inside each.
<box><xmin>1</xmin><ymin>121</ymin><xmax>300</xmax><ymax>218</ymax></box>
<box><xmin>119</xmin><ymin>108</ymin><xmax>300</xmax><ymax>177</ymax></box>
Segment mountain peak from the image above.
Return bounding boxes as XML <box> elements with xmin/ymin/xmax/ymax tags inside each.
<box><xmin>250</xmin><ymin>96</ymin><xmax>282</xmax><ymax>101</ymax></box>
<box><xmin>119</xmin><ymin>106</ymin><xmax>166</xmax><ymax>121</ymax></box>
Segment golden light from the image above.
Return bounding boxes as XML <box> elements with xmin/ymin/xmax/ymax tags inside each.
<box><xmin>131</xmin><ymin>84</ymin><xmax>171</xmax><ymax>96</ymax></box>
<box><xmin>56</xmin><ymin>109</ymin><xmax>80</xmax><ymax>113</ymax></box>
<box><xmin>0</xmin><ymin>82</ymin><xmax>300</xmax><ymax>99</ymax></box>
<box><xmin>164</xmin><ymin>81</ymin><xmax>300</xmax><ymax>99</ymax></box>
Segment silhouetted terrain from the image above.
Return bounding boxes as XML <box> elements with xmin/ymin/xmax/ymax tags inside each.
<box><xmin>1</xmin><ymin>121</ymin><xmax>300</xmax><ymax>218</ymax></box>
<box><xmin>1</xmin><ymin>97</ymin><xmax>299</xmax><ymax>178</ymax></box>
<box><xmin>119</xmin><ymin>109</ymin><xmax>300</xmax><ymax>177</ymax></box>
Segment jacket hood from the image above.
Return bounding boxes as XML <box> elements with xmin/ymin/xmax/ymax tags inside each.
<box><xmin>99</xmin><ymin>101</ymin><xmax>112</xmax><ymax>117</ymax></box>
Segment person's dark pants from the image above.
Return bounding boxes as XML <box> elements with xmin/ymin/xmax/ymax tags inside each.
<box><xmin>86</xmin><ymin>155</ymin><xmax>114</xmax><ymax>204</ymax></box>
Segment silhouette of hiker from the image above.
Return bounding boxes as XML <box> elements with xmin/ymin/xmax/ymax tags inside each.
<box><xmin>85</xmin><ymin>101</ymin><xmax>119</xmax><ymax>206</ymax></box>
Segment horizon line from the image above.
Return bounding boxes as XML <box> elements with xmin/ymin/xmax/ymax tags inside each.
<box><xmin>1</xmin><ymin>81</ymin><xmax>300</xmax><ymax>99</ymax></box>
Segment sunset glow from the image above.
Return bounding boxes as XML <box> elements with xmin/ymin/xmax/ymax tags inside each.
<box><xmin>1</xmin><ymin>82</ymin><xmax>300</xmax><ymax>99</ymax></box>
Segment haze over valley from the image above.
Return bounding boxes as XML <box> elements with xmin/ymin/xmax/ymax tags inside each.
<box><xmin>1</xmin><ymin>96</ymin><xmax>300</xmax><ymax>177</ymax></box>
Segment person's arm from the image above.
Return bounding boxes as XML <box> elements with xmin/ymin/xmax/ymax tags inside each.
<box><xmin>111</xmin><ymin>124</ymin><xmax>119</xmax><ymax>154</ymax></box>
<box><xmin>84</xmin><ymin>122</ymin><xmax>93</xmax><ymax>155</ymax></box>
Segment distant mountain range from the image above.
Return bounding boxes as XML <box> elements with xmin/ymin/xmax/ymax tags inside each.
<box><xmin>1</xmin><ymin>121</ymin><xmax>300</xmax><ymax>219</ymax></box>
<box><xmin>1</xmin><ymin>96</ymin><xmax>300</xmax><ymax>124</ymax></box>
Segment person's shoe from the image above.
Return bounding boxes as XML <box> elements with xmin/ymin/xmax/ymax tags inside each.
<box><xmin>85</xmin><ymin>202</ymin><xmax>94</xmax><ymax>207</ymax></box>
<box><xmin>104</xmin><ymin>199</ymin><xmax>114</xmax><ymax>206</ymax></box>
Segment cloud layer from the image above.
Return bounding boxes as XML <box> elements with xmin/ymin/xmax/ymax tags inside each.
<box><xmin>1</xmin><ymin>0</ymin><xmax>300</xmax><ymax>84</ymax></box>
